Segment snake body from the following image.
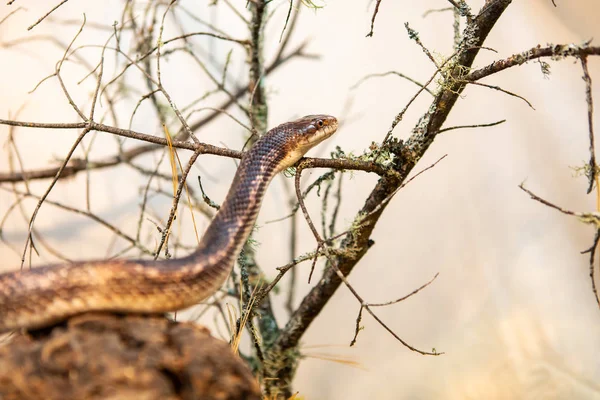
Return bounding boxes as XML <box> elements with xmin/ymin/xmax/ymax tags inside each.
<box><xmin>0</xmin><ymin>115</ymin><xmax>338</xmax><ymax>332</ymax></box>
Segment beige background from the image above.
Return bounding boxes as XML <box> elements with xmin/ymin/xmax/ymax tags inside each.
<box><xmin>1</xmin><ymin>1</ymin><xmax>600</xmax><ymax>398</ymax></box>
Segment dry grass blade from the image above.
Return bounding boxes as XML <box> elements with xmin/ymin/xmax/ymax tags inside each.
<box><xmin>164</xmin><ymin>125</ymin><xmax>201</xmax><ymax>244</ymax></box>
<box><xmin>164</xmin><ymin>125</ymin><xmax>179</xmax><ymax>196</ymax></box>
<box><xmin>230</xmin><ymin>281</ymin><xmax>261</xmax><ymax>355</ymax></box>
<box><xmin>164</xmin><ymin>124</ymin><xmax>180</xmax><ymax>245</ymax></box>
<box><xmin>302</xmin><ymin>351</ymin><xmax>365</xmax><ymax>370</ymax></box>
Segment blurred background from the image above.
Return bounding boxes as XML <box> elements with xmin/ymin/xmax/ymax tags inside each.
<box><xmin>1</xmin><ymin>1</ymin><xmax>600</xmax><ymax>398</ymax></box>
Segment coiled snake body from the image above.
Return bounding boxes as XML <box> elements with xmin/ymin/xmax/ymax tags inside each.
<box><xmin>0</xmin><ymin>115</ymin><xmax>338</xmax><ymax>332</ymax></box>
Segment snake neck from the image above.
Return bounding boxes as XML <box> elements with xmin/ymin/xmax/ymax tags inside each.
<box><xmin>187</xmin><ymin>140</ymin><xmax>286</xmax><ymax>269</ymax></box>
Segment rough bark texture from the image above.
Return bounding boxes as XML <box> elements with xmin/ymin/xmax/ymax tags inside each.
<box><xmin>0</xmin><ymin>313</ymin><xmax>260</xmax><ymax>400</ymax></box>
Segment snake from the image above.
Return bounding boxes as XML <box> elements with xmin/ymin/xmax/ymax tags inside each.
<box><xmin>0</xmin><ymin>115</ymin><xmax>338</xmax><ymax>333</ymax></box>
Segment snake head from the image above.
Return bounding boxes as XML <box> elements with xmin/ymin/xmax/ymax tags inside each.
<box><xmin>274</xmin><ymin>114</ymin><xmax>338</xmax><ymax>170</ymax></box>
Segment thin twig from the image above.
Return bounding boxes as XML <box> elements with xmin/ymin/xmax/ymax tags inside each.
<box><xmin>370</xmin><ymin>273</ymin><xmax>439</xmax><ymax>307</ymax></box>
<box><xmin>351</xmin><ymin>71</ymin><xmax>434</xmax><ymax>95</ymax></box>
<box><xmin>154</xmin><ymin>151</ymin><xmax>201</xmax><ymax>259</ymax></box>
<box><xmin>55</xmin><ymin>15</ymin><xmax>88</xmax><ymax>121</ymax></box>
<box><xmin>434</xmin><ymin>119</ymin><xmax>506</xmax><ymax>134</ymax></box>
<box><xmin>28</xmin><ymin>0</ymin><xmax>68</xmax><ymax>30</ymax></box>
<box><xmin>0</xmin><ymin>6</ymin><xmax>24</xmax><ymax>26</ymax></box>
<box><xmin>519</xmin><ymin>183</ymin><xmax>600</xmax><ymax>228</ymax></box>
<box><xmin>422</xmin><ymin>7</ymin><xmax>452</xmax><ymax>18</ymax></box>
<box><xmin>465</xmin><ymin>80</ymin><xmax>534</xmax><ymax>109</ymax></box>
<box><xmin>366</xmin><ymin>0</ymin><xmax>382</xmax><ymax>37</ymax></box>
<box><xmin>405</xmin><ymin>23</ymin><xmax>439</xmax><ymax>68</ymax></box>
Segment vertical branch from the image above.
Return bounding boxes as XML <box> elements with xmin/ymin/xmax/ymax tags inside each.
<box><xmin>285</xmin><ymin>187</ymin><xmax>299</xmax><ymax>316</ymax></box>
<box><xmin>139</xmin><ymin>3</ymin><xmax>168</xmax><ymax>126</ymax></box>
<box><xmin>247</xmin><ymin>0</ymin><xmax>268</xmax><ymax>136</ymax></box>
<box><xmin>238</xmin><ymin>0</ymin><xmax>280</xmax><ymax>382</ymax></box>
<box><xmin>580</xmin><ymin>55</ymin><xmax>597</xmax><ymax>195</ymax></box>
<box><xmin>452</xmin><ymin>7</ymin><xmax>461</xmax><ymax>50</ymax></box>
<box><xmin>585</xmin><ymin>229</ymin><xmax>600</xmax><ymax>310</ymax></box>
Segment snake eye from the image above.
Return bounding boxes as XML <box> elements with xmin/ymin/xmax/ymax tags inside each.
<box><xmin>316</xmin><ymin>120</ymin><xmax>324</xmax><ymax>128</ymax></box>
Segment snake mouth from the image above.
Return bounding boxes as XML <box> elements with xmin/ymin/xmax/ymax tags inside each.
<box><xmin>299</xmin><ymin>121</ymin><xmax>338</xmax><ymax>151</ymax></box>
<box><xmin>322</xmin><ymin>119</ymin><xmax>339</xmax><ymax>137</ymax></box>
<box><xmin>314</xmin><ymin>123</ymin><xmax>337</xmax><ymax>145</ymax></box>
<box><xmin>304</xmin><ymin>115</ymin><xmax>339</xmax><ymax>147</ymax></box>
<box><xmin>275</xmin><ymin>115</ymin><xmax>339</xmax><ymax>171</ymax></box>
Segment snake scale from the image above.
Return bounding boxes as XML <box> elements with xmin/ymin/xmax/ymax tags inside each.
<box><xmin>0</xmin><ymin>115</ymin><xmax>338</xmax><ymax>332</ymax></box>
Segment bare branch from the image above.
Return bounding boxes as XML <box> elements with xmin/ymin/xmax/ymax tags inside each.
<box><xmin>370</xmin><ymin>273</ymin><xmax>439</xmax><ymax>307</ymax></box>
<box><xmin>465</xmin><ymin>44</ymin><xmax>600</xmax><ymax>82</ymax></box>
<box><xmin>465</xmin><ymin>80</ymin><xmax>535</xmax><ymax>109</ymax></box>
<box><xmin>434</xmin><ymin>119</ymin><xmax>506</xmax><ymax>134</ymax></box>
<box><xmin>55</xmin><ymin>15</ymin><xmax>88</xmax><ymax>121</ymax></box>
<box><xmin>519</xmin><ymin>183</ymin><xmax>600</xmax><ymax>228</ymax></box>
<box><xmin>582</xmin><ymin>230</ymin><xmax>600</xmax><ymax>310</ymax></box>
<box><xmin>28</xmin><ymin>0</ymin><xmax>69</xmax><ymax>31</ymax></box>
<box><xmin>0</xmin><ymin>6</ymin><xmax>24</xmax><ymax>26</ymax></box>
<box><xmin>405</xmin><ymin>23</ymin><xmax>440</xmax><ymax>68</ymax></box>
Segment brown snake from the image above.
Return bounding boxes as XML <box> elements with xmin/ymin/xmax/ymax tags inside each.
<box><xmin>0</xmin><ymin>115</ymin><xmax>338</xmax><ymax>332</ymax></box>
